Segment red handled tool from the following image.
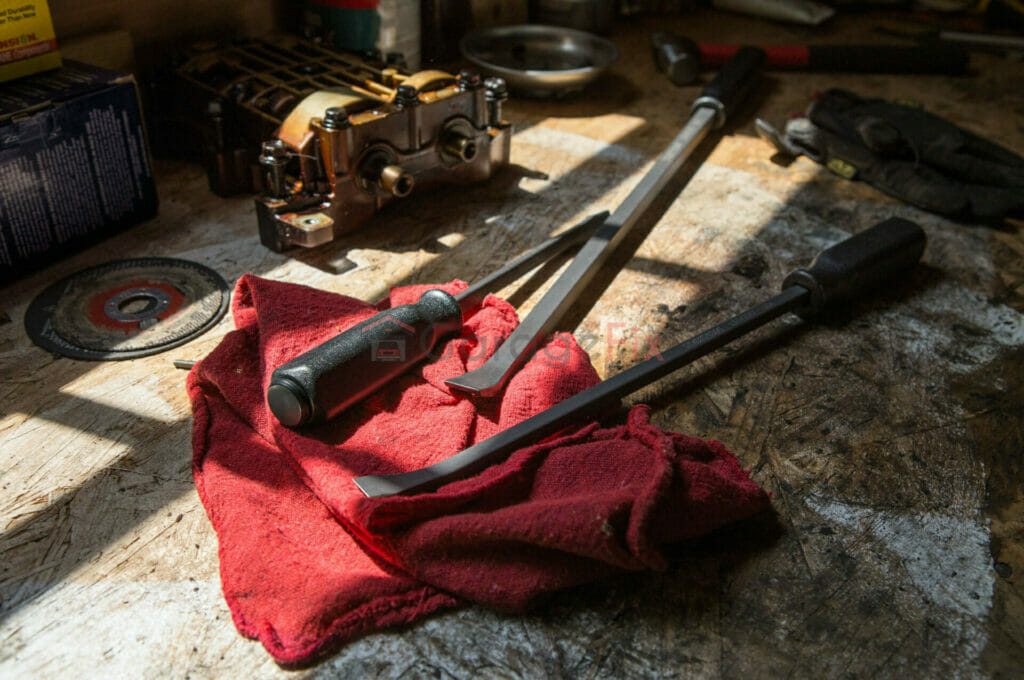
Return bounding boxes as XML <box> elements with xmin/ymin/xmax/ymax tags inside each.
<box><xmin>652</xmin><ymin>32</ymin><xmax>969</xmax><ymax>86</ymax></box>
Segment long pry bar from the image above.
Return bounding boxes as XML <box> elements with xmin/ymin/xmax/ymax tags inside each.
<box><xmin>355</xmin><ymin>285</ymin><xmax>808</xmax><ymax>497</ymax></box>
<box><xmin>445</xmin><ymin>106</ymin><xmax>721</xmax><ymax>397</ymax></box>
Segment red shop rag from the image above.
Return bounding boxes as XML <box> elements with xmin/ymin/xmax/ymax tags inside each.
<box><xmin>188</xmin><ymin>274</ymin><xmax>770</xmax><ymax>666</ymax></box>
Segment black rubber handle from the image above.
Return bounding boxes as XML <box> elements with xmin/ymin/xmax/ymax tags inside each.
<box><xmin>694</xmin><ymin>45</ymin><xmax>766</xmax><ymax>128</ymax></box>
<box><xmin>782</xmin><ymin>217</ymin><xmax>926</xmax><ymax>316</ymax></box>
<box><xmin>267</xmin><ymin>289</ymin><xmax>463</xmax><ymax>427</ymax></box>
<box><xmin>807</xmin><ymin>43</ymin><xmax>969</xmax><ymax>75</ymax></box>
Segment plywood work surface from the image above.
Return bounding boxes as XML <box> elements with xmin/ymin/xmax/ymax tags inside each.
<box><xmin>2</xmin><ymin>10</ymin><xmax>1023</xmax><ymax>679</ymax></box>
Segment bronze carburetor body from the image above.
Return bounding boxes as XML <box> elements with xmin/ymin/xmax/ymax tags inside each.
<box><xmin>256</xmin><ymin>66</ymin><xmax>512</xmax><ymax>251</ymax></box>
<box><xmin>155</xmin><ymin>37</ymin><xmax>511</xmax><ymax>252</ymax></box>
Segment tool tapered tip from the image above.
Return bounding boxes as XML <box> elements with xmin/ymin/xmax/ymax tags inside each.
<box><xmin>444</xmin><ymin>365</ymin><xmax>508</xmax><ymax>397</ymax></box>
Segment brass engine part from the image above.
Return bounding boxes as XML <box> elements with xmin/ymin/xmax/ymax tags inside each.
<box><xmin>255</xmin><ymin>69</ymin><xmax>512</xmax><ymax>252</ymax></box>
<box><xmin>150</xmin><ymin>36</ymin><xmax>511</xmax><ymax>252</ymax></box>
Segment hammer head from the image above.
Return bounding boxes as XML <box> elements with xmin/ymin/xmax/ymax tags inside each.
<box><xmin>651</xmin><ymin>32</ymin><xmax>700</xmax><ymax>86</ymax></box>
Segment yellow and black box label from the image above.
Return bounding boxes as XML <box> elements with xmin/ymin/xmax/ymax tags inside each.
<box><xmin>0</xmin><ymin>2</ymin><xmax>62</xmax><ymax>82</ymax></box>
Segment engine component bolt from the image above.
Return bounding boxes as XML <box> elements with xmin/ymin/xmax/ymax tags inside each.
<box><xmin>261</xmin><ymin>139</ymin><xmax>289</xmax><ymax>160</ymax></box>
<box><xmin>259</xmin><ymin>140</ymin><xmax>290</xmax><ymax>199</ymax></box>
<box><xmin>394</xmin><ymin>84</ymin><xmax>420</xmax><ymax>108</ymax></box>
<box><xmin>484</xmin><ymin>77</ymin><xmax>508</xmax><ymax>100</ymax></box>
<box><xmin>458</xmin><ymin>70</ymin><xmax>481</xmax><ymax>90</ymax></box>
<box><xmin>484</xmin><ymin>77</ymin><xmax>508</xmax><ymax>125</ymax></box>
<box><xmin>206</xmin><ymin>98</ymin><xmax>226</xmax><ymax>151</ymax></box>
<box><xmin>322</xmin><ymin>106</ymin><xmax>351</xmax><ymax>130</ymax></box>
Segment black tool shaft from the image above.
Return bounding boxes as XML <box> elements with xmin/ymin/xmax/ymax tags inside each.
<box><xmin>354</xmin><ymin>217</ymin><xmax>926</xmax><ymax>497</ymax></box>
<box><xmin>266</xmin><ymin>212</ymin><xmax>608</xmax><ymax>427</ymax></box>
<box><xmin>445</xmin><ymin>47</ymin><xmax>767</xmax><ymax>397</ymax></box>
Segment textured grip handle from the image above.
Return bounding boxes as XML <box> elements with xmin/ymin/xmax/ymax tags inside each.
<box><xmin>267</xmin><ymin>289</ymin><xmax>462</xmax><ymax>426</ymax></box>
<box><xmin>782</xmin><ymin>217</ymin><xmax>926</xmax><ymax>316</ymax></box>
<box><xmin>693</xmin><ymin>46</ymin><xmax>766</xmax><ymax>128</ymax></box>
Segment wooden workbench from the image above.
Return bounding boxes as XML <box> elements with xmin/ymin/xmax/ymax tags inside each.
<box><xmin>2</xmin><ymin>10</ymin><xmax>1023</xmax><ymax>678</ymax></box>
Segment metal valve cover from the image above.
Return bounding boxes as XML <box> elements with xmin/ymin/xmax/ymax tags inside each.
<box><xmin>151</xmin><ymin>36</ymin><xmax>512</xmax><ymax>252</ymax></box>
<box><xmin>255</xmin><ymin>65</ymin><xmax>512</xmax><ymax>252</ymax></box>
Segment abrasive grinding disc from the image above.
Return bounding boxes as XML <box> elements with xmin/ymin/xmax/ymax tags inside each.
<box><xmin>25</xmin><ymin>258</ymin><xmax>230</xmax><ymax>360</ymax></box>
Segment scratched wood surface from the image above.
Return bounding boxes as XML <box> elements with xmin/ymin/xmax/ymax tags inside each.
<box><xmin>2</xmin><ymin>10</ymin><xmax>1023</xmax><ymax>679</ymax></box>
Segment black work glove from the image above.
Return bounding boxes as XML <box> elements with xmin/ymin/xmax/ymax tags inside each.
<box><xmin>757</xmin><ymin>88</ymin><xmax>1024</xmax><ymax>220</ymax></box>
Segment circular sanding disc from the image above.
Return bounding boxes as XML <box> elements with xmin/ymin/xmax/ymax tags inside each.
<box><xmin>25</xmin><ymin>258</ymin><xmax>230</xmax><ymax>360</ymax></box>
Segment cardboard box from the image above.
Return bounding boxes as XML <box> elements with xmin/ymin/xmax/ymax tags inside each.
<box><xmin>0</xmin><ymin>1</ymin><xmax>61</xmax><ymax>82</ymax></box>
<box><xmin>0</xmin><ymin>60</ymin><xmax>158</xmax><ymax>285</ymax></box>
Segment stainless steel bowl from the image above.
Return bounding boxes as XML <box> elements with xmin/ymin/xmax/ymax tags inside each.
<box><xmin>459</xmin><ymin>24</ymin><xmax>619</xmax><ymax>98</ymax></box>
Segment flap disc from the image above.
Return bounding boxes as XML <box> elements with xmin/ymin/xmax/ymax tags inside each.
<box><xmin>25</xmin><ymin>258</ymin><xmax>230</xmax><ymax>360</ymax></box>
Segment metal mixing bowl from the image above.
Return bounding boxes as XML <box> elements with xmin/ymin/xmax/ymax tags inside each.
<box><xmin>459</xmin><ymin>24</ymin><xmax>619</xmax><ymax>98</ymax></box>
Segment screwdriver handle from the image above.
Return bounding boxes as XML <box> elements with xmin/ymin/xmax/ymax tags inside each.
<box><xmin>693</xmin><ymin>45</ymin><xmax>766</xmax><ymax>128</ymax></box>
<box><xmin>783</xmin><ymin>217</ymin><xmax>926</xmax><ymax>316</ymax></box>
<box><xmin>267</xmin><ymin>289</ymin><xmax>462</xmax><ymax>427</ymax></box>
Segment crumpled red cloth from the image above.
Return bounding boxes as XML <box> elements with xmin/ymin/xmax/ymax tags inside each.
<box><xmin>189</xmin><ymin>274</ymin><xmax>769</xmax><ymax>666</ymax></box>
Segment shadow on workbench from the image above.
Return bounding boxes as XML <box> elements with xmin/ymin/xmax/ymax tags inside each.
<box><xmin>9</xmin><ymin>77</ymin><xmax>1022</xmax><ymax>674</ymax></box>
<box><xmin>0</xmin><ymin>402</ymin><xmax>194</xmax><ymax>623</ymax></box>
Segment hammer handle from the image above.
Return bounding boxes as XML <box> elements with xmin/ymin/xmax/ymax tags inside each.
<box><xmin>695</xmin><ymin>45</ymin><xmax>766</xmax><ymax>126</ymax></box>
<box><xmin>699</xmin><ymin>42</ymin><xmax>968</xmax><ymax>75</ymax></box>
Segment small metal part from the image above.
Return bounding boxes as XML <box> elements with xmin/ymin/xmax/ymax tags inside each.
<box><xmin>173</xmin><ymin>359</ymin><xmax>197</xmax><ymax>370</ymax></box>
<box><xmin>755</xmin><ymin>118</ymin><xmax>800</xmax><ymax>156</ymax></box>
<box><xmin>206</xmin><ymin>99</ymin><xmax>226</xmax><ymax>152</ymax></box>
<box><xmin>275</xmin><ymin>212</ymin><xmax>336</xmax><ymax>248</ymax></box>
<box><xmin>393</xmin><ymin>84</ymin><xmax>420</xmax><ymax>108</ymax></box>
<box><xmin>460</xmin><ymin>25</ymin><xmax>619</xmax><ymax>97</ymax></box>
<box><xmin>755</xmin><ymin>117</ymin><xmax>824</xmax><ymax>162</ymax></box>
<box><xmin>440</xmin><ymin>125</ymin><xmax>478</xmax><ymax>164</ymax></box>
<box><xmin>458</xmin><ymin>70</ymin><xmax>482</xmax><ymax>90</ymax></box>
<box><xmin>322</xmin><ymin>106</ymin><xmax>352</xmax><ymax>130</ymax></box>
<box><xmin>259</xmin><ymin>140</ymin><xmax>290</xmax><ymax>199</ymax></box>
<box><xmin>484</xmin><ymin>77</ymin><xmax>508</xmax><ymax>125</ymax></box>
<box><xmin>379</xmin><ymin>164</ymin><xmax>415</xmax><ymax>197</ymax></box>
<box><xmin>357</xmin><ymin>148</ymin><xmax>414</xmax><ymax>197</ymax></box>
<box><xmin>651</xmin><ymin>32</ymin><xmax>700</xmax><ymax>86</ymax></box>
